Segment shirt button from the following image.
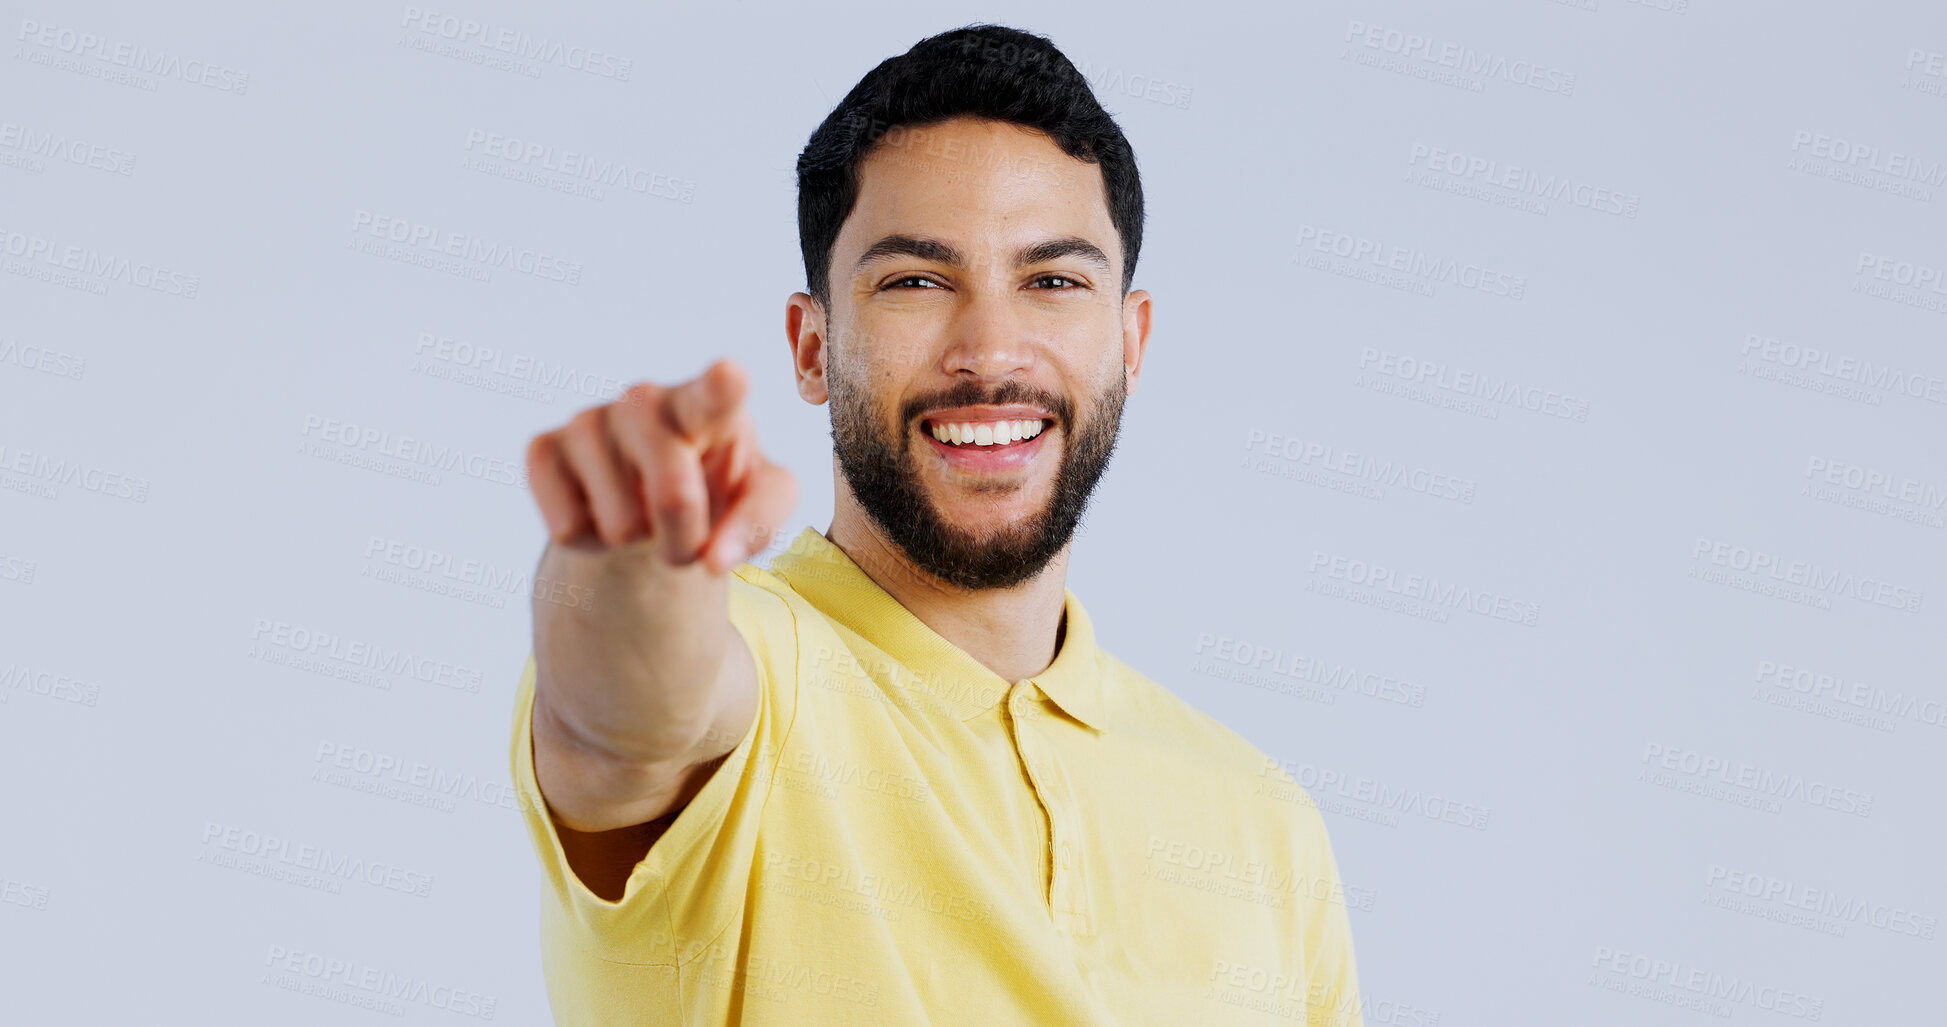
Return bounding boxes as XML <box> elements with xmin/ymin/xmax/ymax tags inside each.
<box><xmin>1060</xmin><ymin>845</ymin><xmax>1074</xmax><ymax>869</ymax></box>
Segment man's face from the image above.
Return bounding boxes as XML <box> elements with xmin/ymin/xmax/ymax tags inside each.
<box><xmin>796</xmin><ymin>116</ymin><xmax>1148</xmax><ymax>591</ymax></box>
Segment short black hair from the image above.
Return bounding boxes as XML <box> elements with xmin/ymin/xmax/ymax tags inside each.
<box><xmin>795</xmin><ymin>24</ymin><xmax>1145</xmax><ymax>310</ymax></box>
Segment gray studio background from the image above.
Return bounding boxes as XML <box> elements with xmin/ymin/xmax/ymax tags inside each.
<box><xmin>3</xmin><ymin>0</ymin><xmax>1942</xmax><ymax>1022</ymax></box>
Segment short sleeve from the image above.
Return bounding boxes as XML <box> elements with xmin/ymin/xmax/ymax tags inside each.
<box><xmin>1293</xmin><ymin>802</ymin><xmax>1364</xmax><ymax>1027</ymax></box>
<box><xmin>507</xmin><ymin>564</ymin><xmax>801</xmax><ymax>966</ymax></box>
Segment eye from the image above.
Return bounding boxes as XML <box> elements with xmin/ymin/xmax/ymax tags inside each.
<box><xmin>885</xmin><ymin>275</ymin><xmax>945</xmax><ymax>290</ymax></box>
<box><xmin>1031</xmin><ymin>273</ymin><xmax>1087</xmax><ymax>290</ymax></box>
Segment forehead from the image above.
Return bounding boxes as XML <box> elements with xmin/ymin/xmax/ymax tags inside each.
<box><xmin>838</xmin><ymin>117</ymin><xmax>1117</xmax><ymax>268</ymax></box>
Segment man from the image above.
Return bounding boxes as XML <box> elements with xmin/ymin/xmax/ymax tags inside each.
<box><xmin>511</xmin><ymin>23</ymin><xmax>1364</xmax><ymax>1026</ymax></box>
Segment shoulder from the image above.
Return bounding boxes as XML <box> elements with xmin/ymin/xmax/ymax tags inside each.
<box><xmin>1103</xmin><ymin>650</ymin><xmax>1358</xmax><ymax>872</ymax></box>
<box><xmin>727</xmin><ymin>562</ymin><xmax>816</xmax><ymax>673</ymax></box>
<box><xmin>1097</xmin><ymin>649</ymin><xmax>1280</xmax><ymax>785</ymax></box>
<box><xmin>1097</xmin><ymin>650</ymin><xmax>1350</xmax><ymax>876</ymax></box>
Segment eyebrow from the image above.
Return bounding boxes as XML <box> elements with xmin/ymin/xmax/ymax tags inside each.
<box><xmin>851</xmin><ymin>234</ymin><xmax>1112</xmax><ymax>277</ymax></box>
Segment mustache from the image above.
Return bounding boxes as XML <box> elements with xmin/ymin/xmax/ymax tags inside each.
<box><xmin>900</xmin><ymin>380</ymin><xmax>1073</xmax><ymax>427</ymax></box>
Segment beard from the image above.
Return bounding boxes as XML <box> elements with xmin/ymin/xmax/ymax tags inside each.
<box><xmin>826</xmin><ymin>343</ymin><xmax>1126</xmax><ymax>591</ymax></box>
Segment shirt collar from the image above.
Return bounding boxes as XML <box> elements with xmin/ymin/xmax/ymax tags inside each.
<box><xmin>766</xmin><ymin>527</ymin><xmax>1111</xmax><ymax>733</ymax></box>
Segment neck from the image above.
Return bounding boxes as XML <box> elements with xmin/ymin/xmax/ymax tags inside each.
<box><xmin>824</xmin><ymin>495</ymin><xmax>1070</xmax><ymax>685</ymax></box>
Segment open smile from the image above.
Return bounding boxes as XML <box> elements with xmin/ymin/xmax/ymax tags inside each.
<box><xmin>918</xmin><ymin>416</ymin><xmax>1054</xmax><ymax>472</ymax></box>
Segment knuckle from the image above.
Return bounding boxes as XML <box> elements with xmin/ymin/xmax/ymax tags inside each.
<box><xmin>608</xmin><ymin>390</ymin><xmax>665</xmax><ymax>439</ymax></box>
<box><xmin>525</xmin><ymin>433</ymin><xmax>557</xmax><ymax>469</ymax></box>
<box><xmin>565</xmin><ymin>406</ymin><xmax>606</xmax><ymax>440</ymax></box>
<box><xmin>649</xmin><ymin>480</ymin><xmax>702</xmax><ymax>521</ymax></box>
<box><xmin>621</xmin><ymin>381</ymin><xmax>662</xmax><ymax>412</ymax></box>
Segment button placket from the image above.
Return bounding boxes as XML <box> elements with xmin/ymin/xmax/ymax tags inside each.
<box><xmin>1043</xmin><ymin>793</ymin><xmax>1087</xmax><ymax>931</ymax></box>
<box><xmin>1007</xmin><ymin>685</ymin><xmax>1060</xmax><ymax>912</ymax></box>
<box><xmin>1008</xmin><ymin>683</ymin><xmax>1091</xmax><ymax>936</ymax></box>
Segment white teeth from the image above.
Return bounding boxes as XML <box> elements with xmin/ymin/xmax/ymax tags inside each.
<box><xmin>928</xmin><ymin>418</ymin><xmax>1046</xmax><ymax>447</ymax></box>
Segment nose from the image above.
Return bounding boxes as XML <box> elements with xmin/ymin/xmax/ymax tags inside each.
<box><xmin>940</xmin><ymin>289</ymin><xmax>1036</xmax><ymax>381</ymax></box>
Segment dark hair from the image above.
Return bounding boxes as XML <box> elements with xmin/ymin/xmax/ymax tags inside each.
<box><xmin>795</xmin><ymin>24</ymin><xmax>1145</xmax><ymax>310</ymax></box>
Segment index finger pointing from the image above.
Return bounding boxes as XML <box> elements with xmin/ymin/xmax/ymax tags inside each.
<box><xmin>666</xmin><ymin>358</ymin><xmax>749</xmax><ymax>446</ymax></box>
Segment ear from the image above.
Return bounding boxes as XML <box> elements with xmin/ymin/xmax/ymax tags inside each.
<box><xmin>786</xmin><ymin>292</ymin><xmax>830</xmax><ymax>405</ymax></box>
<box><xmin>1120</xmin><ymin>288</ymin><xmax>1152</xmax><ymax>396</ymax></box>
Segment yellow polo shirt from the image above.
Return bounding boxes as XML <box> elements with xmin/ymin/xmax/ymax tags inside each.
<box><xmin>509</xmin><ymin>527</ymin><xmax>1364</xmax><ymax>1025</ymax></box>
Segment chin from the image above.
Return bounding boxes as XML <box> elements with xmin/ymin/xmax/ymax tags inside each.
<box><xmin>927</xmin><ymin>481</ymin><xmax>1043</xmax><ymax>520</ymax></box>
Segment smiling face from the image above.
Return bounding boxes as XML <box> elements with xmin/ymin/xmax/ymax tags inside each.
<box><xmin>789</xmin><ymin>115</ymin><xmax>1151</xmax><ymax>590</ymax></box>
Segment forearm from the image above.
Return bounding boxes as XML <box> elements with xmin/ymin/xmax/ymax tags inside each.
<box><xmin>531</xmin><ymin>536</ymin><xmax>733</xmax><ymax>765</ymax></box>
